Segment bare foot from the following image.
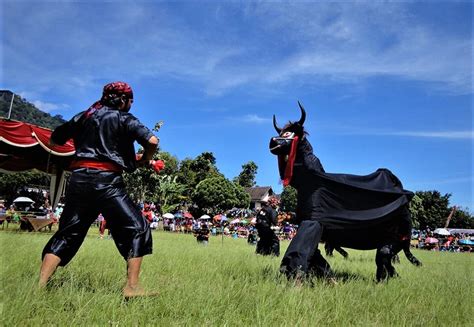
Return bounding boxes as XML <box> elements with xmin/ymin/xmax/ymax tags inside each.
<box><xmin>123</xmin><ymin>285</ymin><xmax>159</xmax><ymax>299</ymax></box>
<box><xmin>326</xmin><ymin>277</ymin><xmax>338</xmax><ymax>286</ymax></box>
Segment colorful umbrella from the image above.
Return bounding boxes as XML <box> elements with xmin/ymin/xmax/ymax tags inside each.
<box><xmin>433</xmin><ymin>228</ymin><xmax>450</xmax><ymax>236</ymax></box>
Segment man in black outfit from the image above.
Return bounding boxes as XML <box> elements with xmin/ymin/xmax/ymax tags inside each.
<box><xmin>255</xmin><ymin>197</ymin><xmax>280</xmax><ymax>256</ymax></box>
<box><xmin>195</xmin><ymin>222</ymin><xmax>210</xmax><ymax>245</ymax></box>
<box><xmin>39</xmin><ymin>81</ymin><xmax>159</xmax><ymax>298</ymax></box>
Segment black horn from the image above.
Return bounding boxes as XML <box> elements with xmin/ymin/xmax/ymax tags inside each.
<box><xmin>273</xmin><ymin>114</ymin><xmax>282</xmax><ymax>133</ymax></box>
<box><xmin>297</xmin><ymin>101</ymin><xmax>306</xmax><ymax>126</ymax></box>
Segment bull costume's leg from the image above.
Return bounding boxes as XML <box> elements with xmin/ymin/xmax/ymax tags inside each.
<box><xmin>280</xmin><ymin>220</ymin><xmax>331</xmax><ymax>279</ymax></box>
<box><xmin>271</xmin><ymin>231</ymin><xmax>280</xmax><ymax>256</ymax></box>
<box><xmin>375</xmin><ymin>243</ymin><xmax>402</xmax><ymax>282</ymax></box>
<box><xmin>402</xmin><ymin>240</ymin><xmax>422</xmax><ymax>266</ymax></box>
<box><xmin>335</xmin><ymin>246</ymin><xmax>349</xmax><ymax>259</ymax></box>
<box><xmin>324</xmin><ymin>242</ymin><xmax>334</xmax><ymax>256</ymax></box>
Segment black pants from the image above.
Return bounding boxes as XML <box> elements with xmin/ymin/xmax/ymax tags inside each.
<box><xmin>280</xmin><ymin>220</ymin><xmax>331</xmax><ymax>278</ymax></box>
<box><xmin>42</xmin><ymin>169</ymin><xmax>152</xmax><ymax>266</ymax></box>
<box><xmin>256</xmin><ymin>224</ymin><xmax>280</xmax><ymax>256</ymax></box>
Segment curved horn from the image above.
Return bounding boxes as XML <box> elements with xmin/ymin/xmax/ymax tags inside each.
<box><xmin>297</xmin><ymin>101</ymin><xmax>306</xmax><ymax>126</ymax></box>
<box><xmin>273</xmin><ymin>115</ymin><xmax>282</xmax><ymax>133</ymax></box>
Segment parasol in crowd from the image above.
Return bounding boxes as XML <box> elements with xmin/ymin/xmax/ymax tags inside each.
<box><xmin>425</xmin><ymin>237</ymin><xmax>439</xmax><ymax>244</ymax></box>
<box><xmin>183</xmin><ymin>212</ymin><xmax>194</xmax><ymax>219</ymax></box>
<box><xmin>433</xmin><ymin>228</ymin><xmax>451</xmax><ymax>236</ymax></box>
<box><xmin>162</xmin><ymin>213</ymin><xmax>175</xmax><ymax>219</ymax></box>
<box><xmin>199</xmin><ymin>214</ymin><xmax>211</xmax><ymax>220</ymax></box>
<box><xmin>13</xmin><ymin>197</ymin><xmax>35</xmax><ymax>204</ymax></box>
<box><xmin>230</xmin><ymin>218</ymin><xmax>240</xmax><ymax>225</ymax></box>
<box><xmin>213</xmin><ymin>214</ymin><xmax>227</xmax><ymax>222</ymax></box>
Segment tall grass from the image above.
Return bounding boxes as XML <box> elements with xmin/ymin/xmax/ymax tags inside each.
<box><xmin>1</xmin><ymin>228</ymin><xmax>472</xmax><ymax>326</ymax></box>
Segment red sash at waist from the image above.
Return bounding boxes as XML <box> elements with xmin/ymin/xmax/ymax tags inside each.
<box><xmin>69</xmin><ymin>159</ymin><xmax>123</xmax><ymax>172</ymax></box>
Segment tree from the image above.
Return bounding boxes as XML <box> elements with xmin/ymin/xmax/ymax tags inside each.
<box><xmin>192</xmin><ymin>176</ymin><xmax>250</xmax><ymax>216</ymax></box>
<box><xmin>413</xmin><ymin>191</ymin><xmax>452</xmax><ymax>229</ymax></box>
<box><xmin>192</xmin><ymin>152</ymin><xmax>222</xmax><ymax>184</ymax></box>
<box><xmin>449</xmin><ymin>207</ymin><xmax>474</xmax><ymax>229</ymax></box>
<box><xmin>152</xmin><ymin>175</ymin><xmax>186</xmax><ymax>214</ymax></box>
<box><xmin>176</xmin><ymin>152</ymin><xmax>223</xmax><ymax>197</ymax></box>
<box><xmin>123</xmin><ymin>152</ymin><xmax>162</xmax><ymax>203</ymax></box>
<box><xmin>156</xmin><ymin>151</ymin><xmax>179</xmax><ymax>176</ymax></box>
<box><xmin>234</xmin><ymin>161</ymin><xmax>258</xmax><ymax>188</ymax></box>
<box><xmin>408</xmin><ymin>194</ymin><xmax>423</xmax><ymax>229</ymax></box>
<box><xmin>280</xmin><ymin>185</ymin><xmax>297</xmax><ymax>212</ymax></box>
<box><xmin>0</xmin><ymin>91</ymin><xmax>65</xmax><ymax>129</ymax></box>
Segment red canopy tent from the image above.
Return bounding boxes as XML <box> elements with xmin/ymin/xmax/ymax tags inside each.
<box><xmin>0</xmin><ymin>118</ymin><xmax>75</xmax><ymax>209</ymax></box>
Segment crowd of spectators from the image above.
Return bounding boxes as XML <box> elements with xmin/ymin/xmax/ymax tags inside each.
<box><xmin>413</xmin><ymin>229</ymin><xmax>474</xmax><ymax>252</ymax></box>
<box><xmin>2</xmin><ymin>197</ymin><xmax>472</xmax><ymax>254</ymax></box>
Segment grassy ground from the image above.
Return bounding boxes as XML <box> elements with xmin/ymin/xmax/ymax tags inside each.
<box><xmin>0</xmin><ymin>227</ymin><xmax>472</xmax><ymax>326</ymax></box>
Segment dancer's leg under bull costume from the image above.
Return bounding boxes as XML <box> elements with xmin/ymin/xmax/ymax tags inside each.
<box><xmin>256</xmin><ymin>224</ymin><xmax>280</xmax><ymax>256</ymax></box>
<box><xmin>42</xmin><ymin>169</ymin><xmax>152</xmax><ymax>266</ymax></box>
<box><xmin>280</xmin><ymin>220</ymin><xmax>331</xmax><ymax>278</ymax></box>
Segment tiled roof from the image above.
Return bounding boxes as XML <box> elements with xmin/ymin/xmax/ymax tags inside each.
<box><xmin>245</xmin><ymin>186</ymin><xmax>274</xmax><ymax>201</ymax></box>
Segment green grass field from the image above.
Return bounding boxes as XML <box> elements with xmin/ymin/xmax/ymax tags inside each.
<box><xmin>1</xmin><ymin>228</ymin><xmax>472</xmax><ymax>326</ymax></box>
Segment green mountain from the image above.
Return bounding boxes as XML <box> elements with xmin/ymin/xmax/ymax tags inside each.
<box><xmin>0</xmin><ymin>90</ymin><xmax>66</xmax><ymax>129</ymax></box>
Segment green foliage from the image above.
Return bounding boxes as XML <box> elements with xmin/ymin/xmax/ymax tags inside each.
<box><xmin>233</xmin><ymin>161</ymin><xmax>258</xmax><ymax>188</ymax></box>
<box><xmin>176</xmin><ymin>152</ymin><xmax>223</xmax><ymax>198</ymax></box>
<box><xmin>408</xmin><ymin>194</ymin><xmax>423</xmax><ymax>229</ymax></box>
<box><xmin>1</xmin><ymin>231</ymin><xmax>473</xmax><ymax>326</ymax></box>
<box><xmin>156</xmin><ymin>151</ymin><xmax>179</xmax><ymax>176</ymax></box>
<box><xmin>123</xmin><ymin>153</ymin><xmax>161</xmax><ymax>202</ymax></box>
<box><xmin>409</xmin><ymin>191</ymin><xmax>473</xmax><ymax>229</ymax></box>
<box><xmin>0</xmin><ymin>91</ymin><xmax>65</xmax><ymax>129</ymax></box>
<box><xmin>192</xmin><ymin>176</ymin><xmax>250</xmax><ymax>215</ymax></box>
<box><xmin>152</xmin><ymin>175</ymin><xmax>187</xmax><ymax>214</ymax></box>
<box><xmin>450</xmin><ymin>207</ymin><xmax>474</xmax><ymax>229</ymax></box>
<box><xmin>280</xmin><ymin>185</ymin><xmax>298</xmax><ymax>212</ymax></box>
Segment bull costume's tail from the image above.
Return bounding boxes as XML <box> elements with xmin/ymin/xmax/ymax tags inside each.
<box><xmin>402</xmin><ymin>241</ymin><xmax>422</xmax><ymax>266</ymax></box>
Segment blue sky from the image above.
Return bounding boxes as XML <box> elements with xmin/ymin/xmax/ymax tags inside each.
<box><xmin>2</xmin><ymin>1</ymin><xmax>473</xmax><ymax>211</ymax></box>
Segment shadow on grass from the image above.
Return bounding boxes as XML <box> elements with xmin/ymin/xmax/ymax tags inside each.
<box><xmin>261</xmin><ymin>265</ymin><xmax>370</xmax><ymax>287</ymax></box>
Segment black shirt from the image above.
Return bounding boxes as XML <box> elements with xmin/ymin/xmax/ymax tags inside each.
<box><xmin>51</xmin><ymin>106</ymin><xmax>154</xmax><ymax>172</ymax></box>
<box><xmin>256</xmin><ymin>205</ymin><xmax>277</xmax><ymax>226</ymax></box>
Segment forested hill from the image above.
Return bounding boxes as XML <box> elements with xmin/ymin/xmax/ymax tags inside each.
<box><xmin>0</xmin><ymin>90</ymin><xmax>66</xmax><ymax>129</ymax></box>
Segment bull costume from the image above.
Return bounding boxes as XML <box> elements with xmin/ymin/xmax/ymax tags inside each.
<box><xmin>269</xmin><ymin>102</ymin><xmax>421</xmax><ymax>282</ymax></box>
<box><xmin>39</xmin><ymin>82</ymin><xmax>160</xmax><ymax>298</ymax></box>
<box><xmin>255</xmin><ymin>197</ymin><xmax>280</xmax><ymax>256</ymax></box>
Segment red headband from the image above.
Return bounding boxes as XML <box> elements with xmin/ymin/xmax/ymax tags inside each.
<box><xmin>102</xmin><ymin>81</ymin><xmax>133</xmax><ymax>99</ymax></box>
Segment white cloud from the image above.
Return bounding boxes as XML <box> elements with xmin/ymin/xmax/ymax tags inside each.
<box><xmin>330</xmin><ymin>127</ymin><xmax>474</xmax><ymax>140</ymax></box>
<box><xmin>3</xmin><ymin>2</ymin><xmax>472</xmax><ymax>98</ymax></box>
<box><xmin>32</xmin><ymin>100</ymin><xmax>70</xmax><ymax>113</ymax></box>
<box><xmin>385</xmin><ymin>131</ymin><xmax>474</xmax><ymax>139</ymax></box>
<box><xmin>235</xmin><ymin>114</ymin><xmax>270</xmax><ymax>124</ymax></box>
